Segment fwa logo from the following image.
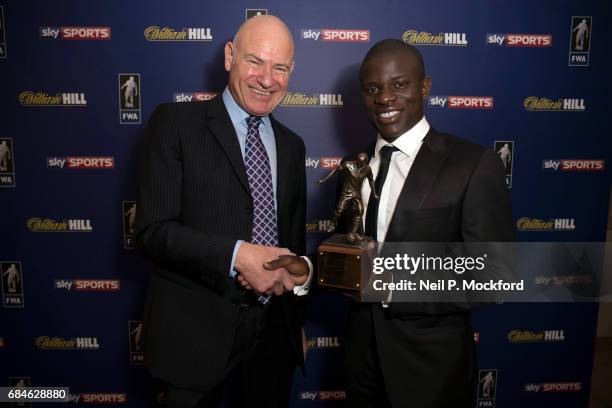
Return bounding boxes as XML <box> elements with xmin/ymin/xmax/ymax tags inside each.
<box><xmin>118</xmin><ymin>73</ymin><xmax>141</xmax><ymax>124</ymax></box>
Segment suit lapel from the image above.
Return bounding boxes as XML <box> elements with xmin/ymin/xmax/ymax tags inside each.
<box><xmin>270</xmin><ymin>115</ymin><xmax>290</xmax><ymax>212</ymax></box>
<box><xmin>385</xmin><ymin>129</ymin><xmax>449</xmax><ymax>242</ymax></box>
<box><xmin>205</xmin><ymin>96</ymin><xmax>250</xmax><ymax>195</ymax></box>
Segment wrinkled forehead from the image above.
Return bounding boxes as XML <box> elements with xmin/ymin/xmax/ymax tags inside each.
<box><xmin>235</xmin><ymin>19</ymin><xmax>294</xmax><ymax>61</ymax></box>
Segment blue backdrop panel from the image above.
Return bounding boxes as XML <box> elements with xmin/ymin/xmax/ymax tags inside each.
<box><xmin>1</xmin><ymin>1</ymin><xmax>610</xmax><ymax>407</ymax></box>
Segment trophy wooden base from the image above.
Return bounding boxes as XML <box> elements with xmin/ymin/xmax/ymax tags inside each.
<box><xmin>317</xmin><ymin>233</ymin><xmax>373</xmax><ymax>298</ymax></box>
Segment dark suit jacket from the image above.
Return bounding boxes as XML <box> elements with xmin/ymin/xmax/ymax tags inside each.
<box><xmin>135</xmin><ymin>96</ymin><xmax>307</xmax><ymax>391</ymax></box>
<box><xmin>339</xmin><ymin>128</ymin><xmax>514</xmax><ymax>407</ymax></box>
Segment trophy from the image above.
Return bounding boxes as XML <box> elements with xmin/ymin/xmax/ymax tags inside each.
<box><xmin>316</xmin><ymin>153</ymin><xmax>377</xmax><ymax>298</ymax></box>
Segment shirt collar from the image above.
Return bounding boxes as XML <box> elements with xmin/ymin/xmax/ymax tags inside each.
<box><xmin>374</xmin><ymin>116</ymin><xmax>430</xmax><ymax>159</ymax></box>
<box><xmin>222</xmin><ymin>87</ymin><xmax>272</xmax><ymax>130</ymax></box>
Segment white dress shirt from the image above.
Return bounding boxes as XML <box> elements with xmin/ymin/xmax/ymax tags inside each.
<box><xmin>361</xmin><ymin>116</ymin><xmax>431</xmax><ymax>242</ymax></box>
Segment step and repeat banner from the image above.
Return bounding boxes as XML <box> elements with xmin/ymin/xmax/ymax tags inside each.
<box><xmin>1</xmin><ymin>0</ymin><xmax>610</xmax><ymax>406</ymax></box>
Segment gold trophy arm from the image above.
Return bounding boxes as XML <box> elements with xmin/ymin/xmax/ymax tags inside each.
<box><xmin>316</xmin><ymin>165</ymin><xmax>341</xmax><ymax>183</ymax></box>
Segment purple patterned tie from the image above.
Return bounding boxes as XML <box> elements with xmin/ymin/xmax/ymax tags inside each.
<box><xmin>245</xmin><ymin>116</ymin><xmax>278</xmax><ymax>304</ymax></box>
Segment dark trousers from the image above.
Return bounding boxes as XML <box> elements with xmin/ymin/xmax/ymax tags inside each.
<box><xmin>345</xmin><ymin>331</ymin><xmax>392</xmax><ymax>408</ymax></box>
<box><xmin>345</xmin><ymin>304</ymin><xmax>476</xmax><ymax>408</ymax></box>
<box><xmin>164</xmin><ymin>297</ymin><xmax>297</xmax><ymax>408</ymax></box>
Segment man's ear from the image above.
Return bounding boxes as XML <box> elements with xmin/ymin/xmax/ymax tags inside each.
<box><xmin>421</xmin><ymin>76</ymin><xmax>432</xmax><ymax>100</ymax></box>
<box><xmin>224</xmin><ymin>41</ymin><xmax>234</xmax><ymax>72</ymax></box>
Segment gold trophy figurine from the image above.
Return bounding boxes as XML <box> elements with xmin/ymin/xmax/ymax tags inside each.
<box><xmin>316</xmin><ymin>153</ymin><xmax>377</xmax><ymax>296</ymax></box>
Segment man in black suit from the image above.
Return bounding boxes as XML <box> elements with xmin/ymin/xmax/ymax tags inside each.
<box><xmin>339</xmin><ymin>40</ymin><xmax>514</xmax><ymax>407</ymax></box>
<box><xmin>135</xmin><ymin>15</ymin><xmax>311</xmax><ymax>408</ymax></box>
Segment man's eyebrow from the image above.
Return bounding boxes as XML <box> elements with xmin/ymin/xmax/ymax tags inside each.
<box><xmin>244</xmin><ymin>53</ymin><xmax>263</xmax><ymax>62</ymax></box>
<box><xmin>274</xmin><ymin>62</ymin><xmax>291</xmax><ymax>69</ymax></box>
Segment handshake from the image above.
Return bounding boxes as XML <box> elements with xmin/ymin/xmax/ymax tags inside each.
<box><xmin>234</xmin><ymin>242</ymin><xmax>310</xmax><ymax>296</ymax></box>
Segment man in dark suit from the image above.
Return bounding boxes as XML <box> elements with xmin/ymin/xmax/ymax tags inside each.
<box><xmin>135</xmin><ymin>15</ymin><xmax>311</xmax><ymax>408</ymax></box>
<box><xmin>338</xmin><ymin>40</ymin><xmax>514</xmax><ymax>407</ymax></box>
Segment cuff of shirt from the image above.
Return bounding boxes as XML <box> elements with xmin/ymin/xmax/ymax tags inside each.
<box><xmin>293</xmin><ymin>256</ymin><xmax>313</xmax><ymax>296</ymax></box>
<box><xmin>230</xmin><ymin>240</ymin><xmax>244</xmax><ymax>278</ymax></box>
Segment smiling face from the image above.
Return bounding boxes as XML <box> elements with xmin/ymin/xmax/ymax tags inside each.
<box><xmin>360</xmin><ymin>50</ymin><xmax>431</xmax><ymax>142</ymax></box>
<box><xmin>224</xmin><ymin>16</ymin><xmax>294</xmax><ymax>116</ymax></box>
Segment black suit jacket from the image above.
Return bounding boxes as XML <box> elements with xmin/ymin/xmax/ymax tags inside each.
<box><xmin>340</xmin><ymin>128</ymin><xmax>513</xmax><ymax>407</ymax></box>
<box><xmin>135</xmin><ymin>96</ymin><xmax>307</xmax><ymax>391</ymax></box>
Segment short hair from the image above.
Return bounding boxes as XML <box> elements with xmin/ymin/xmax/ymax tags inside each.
<box><xmin>359</xmin><ymin>39</ymin><xmax>426</xmax><ymax>81</ymax></box>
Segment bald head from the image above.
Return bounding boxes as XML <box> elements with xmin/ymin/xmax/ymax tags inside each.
<box><xmin>360</xmin><ymin>39</ymin><xmax>425</xmax><ymax>82</ymax></box>
<box><xmin>224</xmin><ymin>15</ymin><xmax>295</xmax><ymax>116</ymax></box>
<box><xmin>233</xmin><ymin>15</ymin><xmax>294</xmax><ymax>62</ymax></box>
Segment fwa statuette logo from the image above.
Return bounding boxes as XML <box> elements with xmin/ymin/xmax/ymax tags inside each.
<box><xmin>569</xmin><ymin>16</ymin><xmax>592</xmax><ymax>66</ymax></box>
<box><xmin>119</xmin><ymin>73</ymin><xmax>141</xmax><ymax>124</ymax></box>
<box><xmin>477</xmin><ymin>369</ymin><xmax>497</xmax><ymax>407</ymax></box>
<box><xmin>128</xmin><ymin>321</ymin><xmax>144</xmax><ymax>364</ymax></box>
<box><xmin>1</xmin><ymin>261</ymin><xmax>24</xmax><ymax>308</ymax></box>
<box><xmin>0</xmin><ymin>138</ymin><xmax>15</xmax><ymax>187</ymax></box>
<box><xmin>0</xmin><ymin>6</ymin><xmax>7</xmax><ymax>58</ymax></box>
<box><xmin>9</xmin><ymin>377</ymin><xmax>32</xmax><ymax>408</ymax></box>
<box><xmin>494</xmin><ymin>141</ymin><xmax>514</xmax><ymax>188</ymax></box>
<box><xmin>123</xmin><ymin>201</ymin><xmax>136</xmax><ymax>249</ymax></box>
<box><xmin>245</xmin><ymin>9</ymin><xmax>267</xmax><ymax>21</ymax></box>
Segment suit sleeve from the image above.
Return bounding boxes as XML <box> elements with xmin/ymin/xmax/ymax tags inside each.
<box><xmin>461</xmin><ymin>150</ymin><xmax>514</xmax><ymax>242</ymax></box>
<box><xmin>288</xmin><ymin>138</ymin><xmax>307</xmax><ymax>257</ymax></box>
<box><xmin>134</xmin><ymin>104</ymin><xmax>234</xmax><ymax>294</ymax></box>
<box><xmin>289</xmin><ymin>138</ymin><xmax>308</xmax><ymax>327</ymax></box>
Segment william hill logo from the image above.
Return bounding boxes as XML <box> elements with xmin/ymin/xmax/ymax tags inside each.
<box><xmin>19</xmin><ymin>91</ymin><xmax>87</xmax><ymax>106</ymax></box>
<box><xmin>402</xmin><ymin>30</ymin><xmax>467</xmax><ymax>46</ymax></box>
<box><xmin>516</xmin><ymin>218</ymin><xmax>575</xmax><ymax>231</ymax></box>
<box><xmin>307</xmin><ymin>336</ymin><xmax>340</xmax><ymax>348</ymax></box>
<box><xmin>280</xmin><ymin>92</ymin><xmax>343</xmax><ymax>107</ymax></box>
<box><xmin>26</xmin><ymin>218</ymin><xmax>93</xmax><ymax>232</ymax></box>
<box><xmin>523</xmin><ymin>97</ymin><xmax>585</xmax><ymax>111</ymax></box>
<box><xmin>144</xmin><ymin>26</ymin><xmax>212</xmax><ymax>41</ymax></box>
<box><xmin>306</xmin><ymin>219</ymin><xmax>332</xmax><ymax>233</ymax></box>
<box><xmin>508</xmin><ymin>330</ymin><xmax>565</xmax><ymax>343</ymax></box>
<box><xmin>36</xmin><ymin>336</ymin><xmax>100</xmax><ymax>349</ymax></box>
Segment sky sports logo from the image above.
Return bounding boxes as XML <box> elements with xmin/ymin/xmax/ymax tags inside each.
<box><xmin>39</xmin><ymin>26</ymin><xmax>111</xmax><ymax>40</ymax></box>
<box><xmin>54</xmin><ymin>279</ymin><xmax>120</xmax><ymax>291</ymax></box>
<box><xmin>524</xmin><ymin>382</ymin><xmax>581</xmax><ymax>393</ymax></box>
<box><xmin>300</xmin><ymin>391</ymin><xmax>346</xmax><ymax>400</ymax></box>
<box><xmin>429</xmin><ymin>96</ymin><xmax>493</xmax><ymax>109</ymax></box>
<box><xmin>47</xmin><ymin>157</ymin><xmax>114</xmax><ymax>169</ymax></box>
<box><xmin>66</xmin><ymin>393</ymin><xmax>127</xmax><ymax>404</ymax></box>
<box><xmin>173</xmin><ymin>92</ymin><xmax>218</xmax><ymax>102</ymax></box>
<box><xmin>543</xmin><ymin>159</ymin><xmax>604</xmax><ymax>171</ymax></box>
<box><xmin>486</xmin><ymin>33</ymin><xmax>552</xmax><ymax>47</ymax></box>
<box><xmin>301</xmin><ymin>29</ymin><xmax>369</xmax><ymax>42</ymax></box>
<box><xmin>305</xmin><ymin>157</ymin><xmax>342</xmax><ymax>169</ymax></box>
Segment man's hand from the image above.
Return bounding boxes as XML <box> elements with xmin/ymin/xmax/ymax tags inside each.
<box><xmin>237</xmin><ymin>254</ymin><xmax>310</xmax><ymax>292</ymax></box>
<box><xmin>234</xmin><ymin>243</ymin><xmax>295</xmax><ymax>295</ymax></box>
<box><xmin>264</xmin><ymin>255</ymin><xmax>309</xmax><ymax>286</ymax></box>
